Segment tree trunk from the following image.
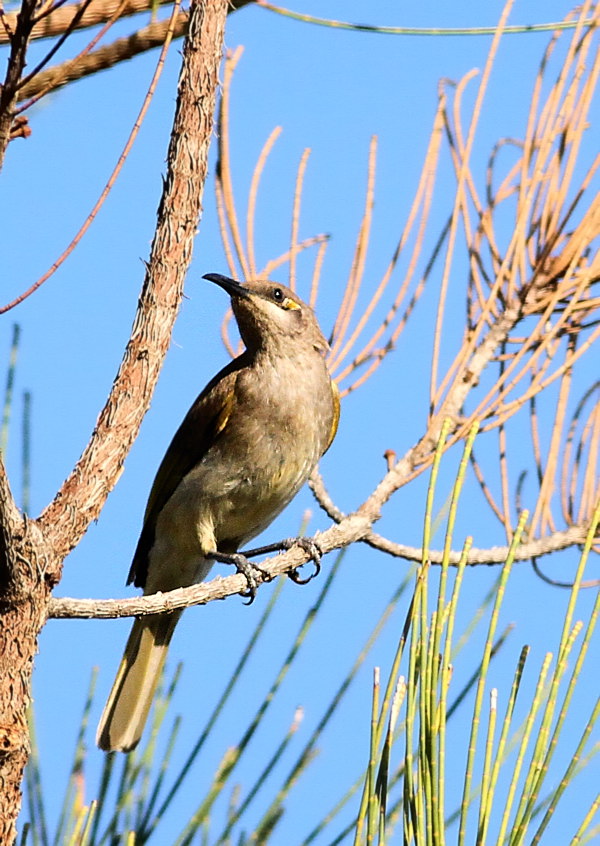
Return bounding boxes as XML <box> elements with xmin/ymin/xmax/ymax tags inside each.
<box><xmin>0</xmin><ymin>0</ymin><xmax>229</xmax><ymax>839</ymax></box>
<box><xmin>0</xmin><ymin>472</ymin><xmax>55</xmax><ymax>843</ymax></box>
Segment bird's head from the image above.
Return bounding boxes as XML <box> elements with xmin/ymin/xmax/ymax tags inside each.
<box><xmin>203</xmin><ymin>273</ymin><xmax>329</xmax><ymax>357</ymax></box>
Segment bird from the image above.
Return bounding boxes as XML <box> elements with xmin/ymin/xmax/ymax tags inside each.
<box><xmin>96</xmin><ymin>273</ymin><xmax>340</xmax><ymax>752</ymax></box>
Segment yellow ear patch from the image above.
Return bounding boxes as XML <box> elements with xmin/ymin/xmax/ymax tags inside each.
<box><xmin>282</xmin><ymin>297</ymin><xmax>301</xmax><ymax>310</ymax></box>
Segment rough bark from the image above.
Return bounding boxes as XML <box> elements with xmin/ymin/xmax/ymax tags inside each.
<box><xmin>0</xmin><ymin>0</ymin><xmax>228</xmax><ymax>839</ymax></box>
<box><xmin>0</xmin><ymin>465</ymin><xmax>55</xmax><ymax>843</ymax></box>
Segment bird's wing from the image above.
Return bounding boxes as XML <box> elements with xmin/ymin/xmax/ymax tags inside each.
<box><xmin>127</xmin><ymin>356</ymin><xmax>246</xmax><ymax>588</ymax></box>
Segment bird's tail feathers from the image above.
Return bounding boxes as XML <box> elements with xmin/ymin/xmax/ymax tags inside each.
<box><xmin>96</xmin><ymin>611</ymin><xmax>181</xmax><ymax>753</ymax></box>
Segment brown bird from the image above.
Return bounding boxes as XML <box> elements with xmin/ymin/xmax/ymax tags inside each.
<box><xmin>96</xmin><ymin>274</ymin><xmax>340</xmax><ymax>752</ymax></box>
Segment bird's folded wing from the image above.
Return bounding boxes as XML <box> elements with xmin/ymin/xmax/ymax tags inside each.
<box><xmin>127</xmin><ymin>356</ymin><xmax>245</xmax><ymax>588</ymax></box>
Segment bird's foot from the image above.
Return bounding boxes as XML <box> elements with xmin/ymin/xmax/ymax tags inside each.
<box><xmin>241</xmin><ymin>536</ymin><xmax>323</xmax><ymax>585</ymax></box>
<box><xmin>285</xmin><ymin>537</ymin><xmax>322</xmax><ymax>584</ymax></box>
<box><xmin>206</xmin><ymin>551</ymin><xmax>271</xmax><ymax>604</ymax></box>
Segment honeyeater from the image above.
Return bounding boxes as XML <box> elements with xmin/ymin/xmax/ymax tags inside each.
<box><xmin>96</xmin><ymin>273</ymin><xmax>340</xmax><ymax>752</ymax></box>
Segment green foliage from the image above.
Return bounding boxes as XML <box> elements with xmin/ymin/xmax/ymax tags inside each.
<box><xmin>354</xmin><ymin>426</ymin><xmax>600</xmax><ymax>845</ymax></box>
<box><xmin>21</xmin><ymin>427</ymin><xmax>599</xmax><ymax>844</ymax></box>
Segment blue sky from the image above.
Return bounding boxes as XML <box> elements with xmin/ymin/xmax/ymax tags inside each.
<box><xmin>1</xmin><ymin>1</ymin><xmax>599</xmax><ymax>842</ymax></box>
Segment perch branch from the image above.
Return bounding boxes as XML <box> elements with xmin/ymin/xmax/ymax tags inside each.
<box><xmin>47</xmin><ymin>516</ymin><xmax>597</xmax><ymax>619</ymax></box>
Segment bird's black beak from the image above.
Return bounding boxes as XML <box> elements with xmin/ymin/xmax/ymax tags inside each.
<box><xmin>203</xmin><ymin>273</ymin><xmax>250</xmax><ymax>298</ymax></box>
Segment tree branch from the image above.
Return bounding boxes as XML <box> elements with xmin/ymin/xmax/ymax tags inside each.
<box><xmin>352</xmin><ymin>306</ymin><xmax>525</xmax><ymax>524</ymax></box>
<box><xmin>36</xmin><ymin>0</ymin><xmax>230</xmax><ymax>568</ymax></box>
<box><xmin>1</xmin><ymin>0</ymin><xmax>254</xmax><ymax>44</ymax></box>
<box><xmin>2</xmin><ymin>0</ymin><xmax>168</xmax><ymax>43</ymax></box>
<box><xmin>47</xmin><ymin>515</ymin><xmax>597</xmax><ymax>620</ymax></box>
<box><xmin>18</xmin><ymin>12</ymin><xmax>188</xmax><ymax>102</ymax></box>
<box><xmin>363</xmin><ymin>524</ymin><xmax>595</xmax><ymax>565</ymax></box>
<box><xmin>0</xmin><ymin>0</ymin><xmax>37</xmax><ymax>169</ymax></box>
<box><xmin>48</xmin><ymin>516</ymin><xmax>371</xmax><ymax>618</ymax></box>
<box><xmin>17</xmin><ymin>1</ymin><xmax>256</xmax><ymax>104</ymax></box>
<box><xmin>308</xmin><ymin>467</ymin><xmax>595</xmax><ymax>567</ymax></box>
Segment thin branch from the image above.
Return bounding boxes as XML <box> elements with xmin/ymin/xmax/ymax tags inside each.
<box><xmin>334</xmin><ymin>98</ymin><xmax>446</xmax><ymax>391</ymax></box>
<box><xmin>309</xmin><ymin>464</ymin><xmax>596</xmax><ymax>569</ymax></box>
<box><xmin>0</xmin><ymin>0</ymin><xmax>38</xmax><ymax>170</ymax></box>
<box><xmin>254</xmin><ymin>2</ymin><xmax>596</xmax><ymax>37</ymax></box>
<box><xmin>16</xmin><ymin>0</ymin><xmax>131</xmax><ymax>113</ymax></box>
<box><xmin>47</xmin><ymin>516</ymin><xmax>598</xmax><ymax>620</ymax></box>
<box><xmin>329</xmin><ymin>137</ymin><xmax>377</xmax><ymax>369</ymax></box>
<box><xmin>16</xmin><ymin>0</ymin><xmax>96</xmax><ymax>93</ymax></box>
<box><xmin>531</xmin><ymin>556</ymin><xmax>600</xmax><ymax>589</ymax></box>
<box><xmin>245</xmin><ymin>126</ymin><xmax>282</xmax><ymax>278</ymax></box>
<box><xmin>0</xmin><ymin>0</ymin><xmax>254</xmax><ymax>44</ymax></box>
<box><xmin>358</xmin><ymin>302</ymin><xmax>524</xmax><ymax>524</ymax></box>
<box><xmin>16</xmin><ymin>12</ymin><xmax>187</xmax><ymax>103</ymax></box>
<box><xmin>430</xmin><ymin>0</ymin><xmax>516</xmax><ymax>414</ymax></box>
<box><xmin>469</xmin><ymin>449</ymin><xmax>506</xmax><ymax>525</ymax></box>
<box><xmin>363</xmin><ymin>523</ymin><xmax>595</xmax><ymax>566</ymax></box>
<box><xmin>289</xmin><ymin>147</ymin><xmax>311</xmax><ymax>291</ymax></box>
<box><xmin>13</xmin><ymin>1</ymin><xmax>255</xmax><ymax>104</ymax></box>
<box><xmin>215</xmin><ymin>46</ymin><xmax>250</xmax><ymax>279</ymax></box>
<box><xmin>2</xmin><ymin>0</ymin><xmax>181</xmax><ymax>315</ymax></box>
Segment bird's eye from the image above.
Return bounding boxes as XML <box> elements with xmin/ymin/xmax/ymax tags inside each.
<box><xmin>270</xmin><ymin>286</ymin><xmax>301</xmax><ymax>311</ymax></box>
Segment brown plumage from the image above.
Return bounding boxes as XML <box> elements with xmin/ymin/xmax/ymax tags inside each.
<box><xmin>96</xmin><ymin>274</ymin><xmax>340</xmax><ymax>752</ymax></box>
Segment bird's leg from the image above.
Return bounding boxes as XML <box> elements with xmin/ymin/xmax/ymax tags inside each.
<box><xmin>205</xmin><ymin>551</ymin><xmax>272</xmax><ymax>604</ymax></box>
<box><xmin>240</xmin><ymin>537</ymin><xmax>323</xmax><ymax>585</ymax></box>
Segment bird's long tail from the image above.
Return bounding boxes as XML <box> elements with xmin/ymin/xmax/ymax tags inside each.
<box><xmin>96</xmin><ymin>611</ymin><xmax>182</xmax><ymax>752</ymax></box>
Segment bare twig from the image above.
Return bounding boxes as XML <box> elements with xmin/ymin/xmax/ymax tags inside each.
<box><xmin>16</xmin><ymin>0</ymin><xmax>96</xmax><ymax>93</ymax></box>
<box><xmin>16</xmin><ymin>11</ymin><xmax>187</xmax><ymax>103</ymax></box>
<box><xmin>531</xmin><ymin>556</ymin><xmax>600</xmax><ymax>589</ymax></box>
<box><xmin>0</xmin><ymin>0</ymin><xmax>254</xmax><ymax>44</ymax></box>
<box><xmin>0</xmin><ymin>0</ymin><xmax>37</xmax><ymax>169</ymax></box>
<box><xmin>363</xmin><ymin>523</ymin><xmax>596</xmax><ymax>566</ymax></box>
<box><xmin>17</xmin><ymin>0</ymin><xmax>132</xmax><ymax>113</ymax></box>
<box><xmin>2</xmin><ymin>0</ymin><xmax>182</xmax><ymax>315</ymax></box>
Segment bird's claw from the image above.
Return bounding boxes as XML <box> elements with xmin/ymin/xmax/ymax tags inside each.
<box><xmin>207</xmin><ymin>551</ymin><xmax>271</xmax><ymax>604</ymax></box>
<box><xmin>232</xmin><ymin>554</ymin><xmax>272</xmax><ymax>604</ymax></box>
<box><xmin>284</xmin><ymin>537</ymin><xmax>322</xmax><ymax>585</ymax></box>
<box><xmin>210</xmin><ymin>535</ymin><xmax>322</xmax><ymax>601</ymax></box>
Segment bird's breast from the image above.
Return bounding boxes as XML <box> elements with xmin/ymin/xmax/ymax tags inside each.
<box><xmin>200</xmin><ymin>352</ymin><xmax>334</xmax><ymax>547</ymax></box>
